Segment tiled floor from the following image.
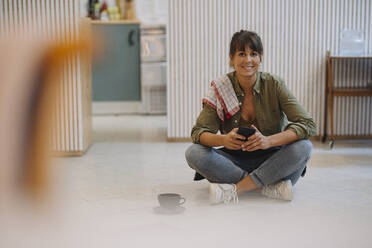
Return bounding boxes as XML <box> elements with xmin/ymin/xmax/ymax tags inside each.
<box><xmin>4</xmin><ymin>115</ymin><xmax>372</xmax><ymax>248</ymax></box>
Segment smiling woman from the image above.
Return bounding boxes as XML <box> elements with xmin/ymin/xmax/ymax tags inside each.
<box><xmin>229</xmin><ymin>31</ymin><xmax>262</xmax><ymax>125</ymax></box>
<box><xmin>185</xmin><ymin>30</ymin><xmax>317</xmax><ymax>205</ymax></box>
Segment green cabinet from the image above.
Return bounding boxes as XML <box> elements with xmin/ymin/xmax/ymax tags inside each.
<box><xmin>92</xmin><ymin>23</ymin><xmax>141</xmax><ymax>101</ymax></box>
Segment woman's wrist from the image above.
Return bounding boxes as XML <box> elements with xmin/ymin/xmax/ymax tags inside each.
<box><xmin>267</xmin><ymin>130</ymin><xmax>298</xmax><ymax>147</ymax></box>
<box><xmin>266</xmin><ymin>135</ymin><xmax>274</xmax><ymax>148</ymax></box>
<box><xmin>219</xmin><ymin>134</ymin><xmax>227</xmax><ymax>147</ymax></box>
<box><xmin>200</xmin><ymin>132</ymin><xmax>227</xmax><ymax>147</ymax></box>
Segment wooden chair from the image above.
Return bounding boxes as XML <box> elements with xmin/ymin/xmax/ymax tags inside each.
<box><xmin>323</xmin><ymin>51</ymin><xmax>372</xmax><ymax>148</ymax></box>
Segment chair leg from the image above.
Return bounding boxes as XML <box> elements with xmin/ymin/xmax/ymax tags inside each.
<box><xmin>329</xmin><ymin>94</ymin><xmax>335</xmax><ymax>149</ymax></box>
<box><xmin>322</xmin><ymin>87</ymin><xmax>328</xmax><ymax>143</ymax></box>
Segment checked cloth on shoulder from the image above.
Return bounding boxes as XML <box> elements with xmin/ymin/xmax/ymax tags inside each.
<box><xmin>202</xmin><ymin>74</ymin><xmax>240</xmax><ymax>122</ymax></box>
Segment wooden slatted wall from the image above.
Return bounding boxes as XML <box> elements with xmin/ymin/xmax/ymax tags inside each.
<box><xmin>0</xmin><ymin>0</ymin><xmax>92</xmax><ymax>154</ymax></box>
<box><xmin>168</xmin><ymin>0</ymin><xmax>372</xmax><ymax>139</ymax></box>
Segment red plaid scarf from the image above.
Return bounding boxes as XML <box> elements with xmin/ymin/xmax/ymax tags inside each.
<box><xmin>202</xmin><ymin>74</ymin><xmax>240</xmax><ymax>122</ymax></box>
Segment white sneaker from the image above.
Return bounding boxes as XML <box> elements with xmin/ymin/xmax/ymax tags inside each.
<box><xmin>261</xmin><ymin>180</ymin><xmax>293</xmax><ymax>201</ymax></box>
<box><xmin>209</xmin><ymin>183</ymin><xmax>238</xmax><ymax>205</ymax></box>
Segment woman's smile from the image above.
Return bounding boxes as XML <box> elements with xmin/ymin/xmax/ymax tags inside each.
<box><xmin>242</xmin><ymin>65</ymin><xmax>255</xmax><ymax>71</ymax></box>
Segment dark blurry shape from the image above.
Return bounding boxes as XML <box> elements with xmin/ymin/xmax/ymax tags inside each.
<box><xmin>88</xmin><ymin>0</ymin><xmax>95</xmax><ymax>19</ymax></box>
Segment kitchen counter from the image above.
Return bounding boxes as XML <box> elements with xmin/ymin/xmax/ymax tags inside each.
<box><xmin>91</xmin><ymin>19</ymin><xmax>141</xmax><ymax>25</ymax></box>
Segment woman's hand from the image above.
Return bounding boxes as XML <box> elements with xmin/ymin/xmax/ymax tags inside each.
<box><xmin>241</xmin><ymin>125</ymin><xmax>272</xmax><ymax>151</ymax></box>
<box><xmin>222</xmin><ymin>128</ymin><xmax>246</xmax><ymax>150</ymax></box>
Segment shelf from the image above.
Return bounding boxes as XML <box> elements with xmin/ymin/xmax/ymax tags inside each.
<box><xmin>323</xmin><ymin>50</ymin><xmax>372</xmax><ymax>143</ymax></box>
<box><xmin>333</xmin><ymin>88</ymin><xmax>372</xmax><ymax>96</ymax></box>
<box><xmin>330</xmin><ymin>54</ymin><xmax>372</xmax><ymax>59</ymax></box>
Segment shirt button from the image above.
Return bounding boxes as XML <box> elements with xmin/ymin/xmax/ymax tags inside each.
<box><xmin>242</xmin><ymin>93</ymin><xmax>245</xmax><ymax>96</ymax></box>
<box><xmin>239</xmin><ymin>102</ymin><xmax>242</xmax><ymax>106</ymax></box>
<box><xmin>234</xmin><ymin>120</ymin><xmax>238</xmax><ymax>123</ymax></box>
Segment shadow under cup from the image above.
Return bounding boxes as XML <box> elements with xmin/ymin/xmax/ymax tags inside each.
<box><xmin>157</xmin><ymin>193</ymin><xmax>186</xmax><ymax>209</ymax></box>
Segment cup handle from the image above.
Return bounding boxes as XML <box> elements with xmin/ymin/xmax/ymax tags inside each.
<box><xmin>179</xmin><ymin>198</ymin><xmax>186</xmax><ymax>205</ymax></box>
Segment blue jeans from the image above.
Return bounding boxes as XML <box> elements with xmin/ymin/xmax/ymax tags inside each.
<box><xmin>185</xmin><ymin>139</ymin><xmax>312</xmax><ymax>187</ymax></box>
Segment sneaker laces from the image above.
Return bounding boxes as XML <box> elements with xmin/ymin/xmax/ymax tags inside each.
<box><xmin>222</xmin><ymin>184</ymin><xmax>238</xmax><ymax>204</ymax></box>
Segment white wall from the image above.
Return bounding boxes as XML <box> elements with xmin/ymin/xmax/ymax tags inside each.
<box><xmin>167</xmin><ymin>0</ymin><xmax>372</xmax><ymax>139</ymax></box>
<box><xmin>136</xmin><ymin>0</ymin><xmax>168</xmax><ymax>24</ymax></box>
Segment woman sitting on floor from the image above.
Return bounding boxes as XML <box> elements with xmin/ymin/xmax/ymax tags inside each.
<box><xmin>185</xmin><ymin>30</ymin><xmax>317</xmax><ymax>204</ymax></box>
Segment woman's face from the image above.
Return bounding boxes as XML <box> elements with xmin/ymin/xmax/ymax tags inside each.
<box><xmin>230</xmin><ymin>46</ymin><xmax>261</xmax><ymax>79</ymax></box>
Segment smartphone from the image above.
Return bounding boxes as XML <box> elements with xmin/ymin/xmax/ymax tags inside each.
<box><xmin>237</xmin><ymin>127</ymin><xmax>256</xmax><ymax>141</ymax></box>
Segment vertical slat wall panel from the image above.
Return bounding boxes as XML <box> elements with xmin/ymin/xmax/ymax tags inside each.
<box><xmin>168</xmin><ymin>0</ymin><xmax>372</xmax><ymax>139</ymax></box>
<box><xmin>0</xmin><ymin>0</ymin><xmax>91</xmax><ymax>154</ymax></box>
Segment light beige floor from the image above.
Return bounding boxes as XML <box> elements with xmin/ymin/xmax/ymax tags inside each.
<box><xmin>3</xmin><ymin>115</ymin><xmax>372</xmax><ymax>248</ymax></box>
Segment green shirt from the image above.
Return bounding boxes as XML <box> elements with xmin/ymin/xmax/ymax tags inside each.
<box><xmin>191</xmin><ymin>71</ymin><xmax>317</xmax><ymax>144</ymax></box>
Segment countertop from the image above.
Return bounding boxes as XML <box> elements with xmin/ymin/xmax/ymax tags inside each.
<box><xmin>91</xmin><ymin>19</ymin><xmax>141</xmax><ymax>25</ymax></box>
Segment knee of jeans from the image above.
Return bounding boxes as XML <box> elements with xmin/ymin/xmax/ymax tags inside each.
<box><xmin>185</xmin><ymin>144</ymin><xmax>209</xmax><ymax>167</ymax></box>
<box><xmin>293</xmin><ymin>139</ymin><xmax>313</xmax><ymax>161</ymax></box>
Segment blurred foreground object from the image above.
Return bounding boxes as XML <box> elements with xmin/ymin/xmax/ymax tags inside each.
<box><xmin>0</xmin><ymin>33</ymin><xmax>92</xmax><ymax>201</ymax></box>
<box><xmin>0</xmin><ymin>2</ymin><xmax>93</xmax><ymax>247</ymax></box>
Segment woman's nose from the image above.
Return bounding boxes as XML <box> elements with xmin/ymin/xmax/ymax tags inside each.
<box><xmin>245</xmin><ymin>55</ymin><xmax>253</xmax><ymax>62</ymax></box>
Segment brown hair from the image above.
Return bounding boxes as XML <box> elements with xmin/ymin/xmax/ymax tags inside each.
<box><xmin>229</xmin><ymin>30</ymin><xmax>263</xmax><ymax>58</ymax></box>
